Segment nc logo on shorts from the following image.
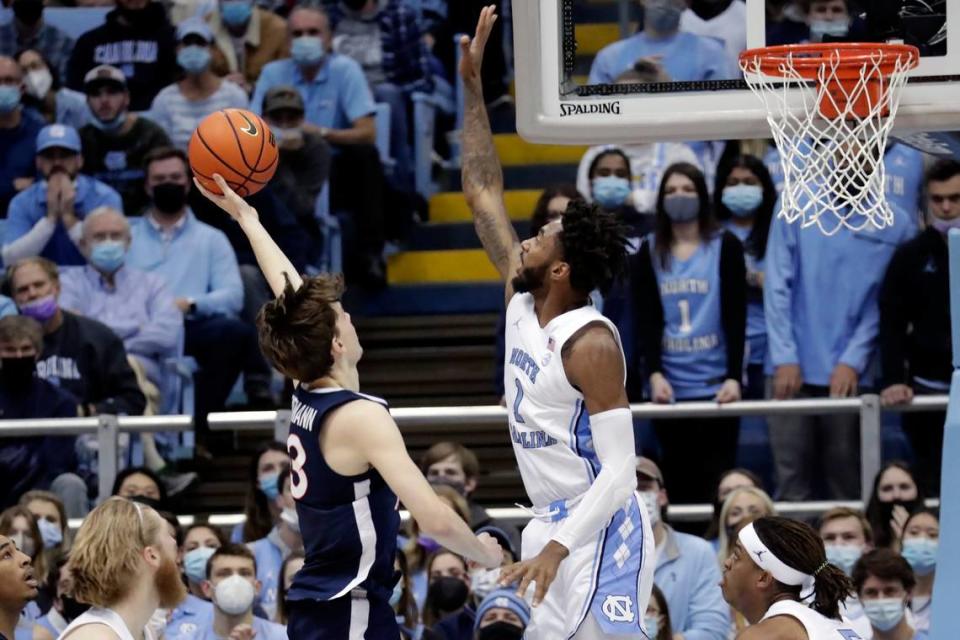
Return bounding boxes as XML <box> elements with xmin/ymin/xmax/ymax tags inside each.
<box><xmin>601</xmin><ymin>595</ymin><xmax>635</xmax><ymax>623</ymax></box>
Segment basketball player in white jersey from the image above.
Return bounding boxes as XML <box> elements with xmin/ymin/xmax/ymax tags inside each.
<box><xmin>59</xmin><ymin>497</ymin><xmax>187</xmax><ymax>640</ymax></box>
<box><xmin>461</xmin><ymin>7</ymin><xmax>654</xmax><ymax>638</ymax></box>
<box><xmin>721</xmin><ymin>516</ymin><xmax>863</xmax><ymax>639</ymax></box>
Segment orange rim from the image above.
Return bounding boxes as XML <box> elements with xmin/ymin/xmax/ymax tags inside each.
<box><xmin>739</xmin><ymin>42</ymin><xmax>920</xmax><ymax>80</ymax></box>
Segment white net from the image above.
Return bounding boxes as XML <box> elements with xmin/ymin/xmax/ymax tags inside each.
<box><xmin>740</xmin><ymin>46</ymin><xmax>918</xmax><ymax>235</ymax></box>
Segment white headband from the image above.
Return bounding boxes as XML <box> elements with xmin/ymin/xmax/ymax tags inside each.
<box><xmin>738</xmin><ymin>522</ymin><xmax>816</xmax><ymax>601</ymax></box>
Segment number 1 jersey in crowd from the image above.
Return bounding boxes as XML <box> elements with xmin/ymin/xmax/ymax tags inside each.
<box><xmin>285</xmin><ymin>386</ymin><xmax>400</xmax><ymax>604</ymax></box>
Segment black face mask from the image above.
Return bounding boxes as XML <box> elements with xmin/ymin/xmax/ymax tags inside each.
<box><xmin>477</xmin><ymin>621</ymin><xmax>524</xmax><ymax>640</ymax></box>
<box><xmin>129</xmin><ymin>494</ymin><xmax>163</xmax><ymax>511</ymax></box>
<box><xmin>60</xmin><ymin>595</ymin><xmax>90</xmax><ymax>622</ymax></box>
<box><xmin>428</xmin><ymin>576</ymin><xmax>469</xmax><ymax>613</ymax></box>
<box><xmin>12</xmin><ymin>0</ymin><xmax>43</xmax><ymax>26</ymax></box>
<box><xmin>0</xmin><ymin>356</ymin><xmax>36</xmax><ymax>389</ymax></box>
<box><xmin>879</xmin><ymin>498</ymin><xmax>924</xmax><ymax>524</ymax></box>
<box><xmin>342</xmin><ymin>0</ymin><xmax>367</xmax><ymax>11</ymax></box>
<box><xmin>117</xmin><ymin>4</ymin><xmax>150</xmax><ymax>26</ymax></box>
<box><xmin>151</xmin><ymin>182</ymin><xmax>188</xmax><ymax>214</ymax></box>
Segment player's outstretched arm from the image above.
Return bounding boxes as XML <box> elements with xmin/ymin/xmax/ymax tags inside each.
<box><xmin>194</xmin><ymin>174</ymin><xmax>302</xmax><ymax>297</ymax></box>
<box><xmin>459</xmin><ymin>6</ymin><xmax>521</xmax><ymax>295</ymax></box>
<box><xmin>344</xmin><ymin>400</ymin><xmax>503</xmax><ymax>568</ymax></box>
<box><xmin>500</xmin><ymin>323</ymin><xmax>637</xmax><ymax>606</ymax></box>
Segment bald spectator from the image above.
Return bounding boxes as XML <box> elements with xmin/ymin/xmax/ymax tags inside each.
<box><xmin>209</xmin><ymin>0</ymin><xmax>289</xmax><ymax>92</ymax></box>
<box><xmin>251</xmin><ymin>5</ymin><xmax>387</xmax><ymax>287</ymax></box>
<box><xmin>59</xmin><ymin>207</ymin><xmax>181</xmax><ymax>415</ymax></box>
<box><xmin>0</xmin><ymin>56</ymin><xmax>43</xmax><ymax>217</ymax></box>
<box><xmin>0</xmin><ymin>0</ymin><xmax>74</xmax><ymax>80</ymax></box>
<box><xmin>2</xmin><ymin>124</ymin><xmax>122</xmax><ymax>267</ymax></box>
<box><xmin>79</xmin><ymin>65</ymin><xmax>170</xmax><ymax>217</ymax></box>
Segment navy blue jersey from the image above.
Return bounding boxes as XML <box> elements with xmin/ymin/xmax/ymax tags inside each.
<box><xmin>286</xmin><ymin>386</ymin><xmax>400</xmax><ymax>603</ymax></box>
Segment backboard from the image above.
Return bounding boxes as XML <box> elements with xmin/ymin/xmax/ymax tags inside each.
<box><xmin>513</xmin><ymin>0</ymin><xmax>960</xmax><ymax>145</ymax></box>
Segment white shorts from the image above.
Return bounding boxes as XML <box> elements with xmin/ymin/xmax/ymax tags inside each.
<box><xmin>520</xmin><ymin>492</ymin><xmax>655</xmax><ymax>639</ymax></box>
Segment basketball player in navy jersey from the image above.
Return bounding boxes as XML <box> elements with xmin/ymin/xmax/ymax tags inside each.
<box><xmin>195</xmin><ymin>174</ymin><xmax>503</xmax><ymax>639</ymax></box>
<box><xmin>460</xmin><ymin>7</ymin><xmax>655</xmax><ymax>639</ymax></box>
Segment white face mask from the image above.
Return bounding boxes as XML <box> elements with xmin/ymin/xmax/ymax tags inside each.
<box><xmin>25</xmin><ymin>68</ymin><xmax>52</xmax><ymax>99</ymax></box>
<box><xmin>214</xmin><ymin>574</ymin><xmax>256</xmax><ymax>615</ymax></box>
<box><xmin>470</xmin><ymin>567</ymin><xmax>501</xmax><ymax>599</ymax></box>
<box><xmin>640</xmin><ymin>491</ymin><xmax>661</xmax><ymax>525</ymax></box>
<box><xmin>281</xmin><ymin>506</ymin><xmax>300</xmax><ymax>534</ymax></box>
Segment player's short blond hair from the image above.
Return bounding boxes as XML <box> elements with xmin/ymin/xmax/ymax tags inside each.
<box><xmin>69</xmin><ymin>498</ymin><xmax>163</xmax><ymax>607</ymax></box>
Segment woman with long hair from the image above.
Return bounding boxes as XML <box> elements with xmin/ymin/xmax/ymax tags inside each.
<box><xmin>864</xmin><ymin>461</ymin><xmax>925</xmax><ymax>549</ymax></box>
<box><xmin>716</xmin><ymin>487</ymin><xmax>777</xmax><ymax>567</ymax></box>
<box><xmin>234</xmin><ymin>442</ymin><xmax>290</xmax><ymax>543</ymax></box>
<box><xmin>899</xmin><ymin>509</ymin><xmax>939</xmax><ymax>635</ymax></box>
<box><xmin>633</xmin><ymin>162</ymin><xmax>747</xmax><ymax>503</ymax></box>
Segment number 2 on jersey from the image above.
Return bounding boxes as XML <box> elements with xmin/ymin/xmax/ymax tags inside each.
<box><xmin>512</xmin><ymin>378</ymin><xmax>526</xmax><ymax>424</ymax></box>
<box><xmin>287</xmin><ymin>433</ymin><xmax>308</xmax><ymax>499</ymax></box>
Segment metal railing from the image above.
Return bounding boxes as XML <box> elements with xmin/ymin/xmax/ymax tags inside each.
<box><xmin>0</xmin><ymin>395</ymin><xmax>946</xmax><ymax>511</ymax></box>
<box><xmin>209</xmin><ymin>394</ymin><xmax>950</xmax><ymax>504</ymax></box>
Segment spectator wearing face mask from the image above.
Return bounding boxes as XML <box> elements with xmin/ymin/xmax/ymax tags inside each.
<box><xmin>247</xmin><ymin>468</ymin><xmax>303</xmax><ymax>621</ymax></box>
<box><xmin>233</xmin><ymin>443</ymin><xmax>290</xmax><ymax>544</ymax></box>
<box><xmin>35</xmin><ymin>558</ymin><xmax>89</xmax><ymax>638</ymax></box>
<box><xmin>679</xmin><ymin>0</ymin><xmax>746</xmax><ymax>61</ymax></box>
<box><xmin>644</xmin><ymin>585</ymin><xmax>674</xmax><ymax>640</ymax></box>
<box><xmin>899</xmin><ymin>510</ymin><xmax>938</xmax><ymax>635</ymax></box>
<box><xmin>0</xmin><ymin>315</ymin><xmax>79</xmax><ymax>511</ymax></box>
<box><xmin>879</xmin><ymin>160</ymin><xmax>960</xmax><ymax>498</ymax></box>
<box><xmin>589</xmin><ymin>0</ymin><xmax>736</xmax><ymax>85</ymax></box>
<box><xmin>251</xmin><ymin>4</ymin><xmax>389</xmax><ymax>288</ymax></box>
<box><xmin>0</xmin><ymin>55</ymin><xmax>42</xmax><ymax>218</ymax></box>
<box><xmin>209</xmin><ymin>0</ymin><xmax>289</xmax><ymax>92</ymax></box>
<box><xmin>424</xmin><ymin>550</ymin><xmax>474</xmax><ymax>640</ymax></box>
<box><xmin>391</xmin><ymin>549</ymin><xmax>441</xmax><ymax>640</ymax></box>
<box><xmin>635</xmin><ymin>457</ymin><xmax>730</xmax><ymax>640</ymax></box>
<box><xmin>111</xmin><ymin>467</ymin><xmax>168</xmax><ymax>512</ymax></box>
<box><xmin>14</xmin><ymin>49</ymin><xmax>89</xmax><ymax>131</ymax></box>
<box><xmin>865</xmin><ymin>462</ymin><xmax>925</xmax><ymax>550</ymax></box>
<box><xmin>852</xmin><ymin>549</ymin><xmax>924</xmax><ymax>640</ymax></box>
<box><xmin>419</xmin><ymin>442</ymin><xmax>521</xmax><ymax>554</ymax></box>
<box><xmin>149</xmin><ymin>19</ymin><xmax>249</xmax><ymax>152</ymax></box>
<box><xmin>0</xmin><ymin>0</ymin><xmax>73</xmax><ymax>80</ymax></box>
<box><xmin>3</xmin><ymin>125</ymin><xmax>123</xmax><ymax>267</ymax></box>
<box><xmin>18</xmin><ymin>491</ymin><xmax>67</xmax><ymax>603</ymax></box>
<box><xmin>468</xmin><ymin>526</ymin><xmax>516</xmax><ymax>604</ymax></box>
<box><xmin>584</xmin><ymin>148</ymin><xmax>648</xmax><ymax>242</ymax></box>
<box><xmin>78</xmin><ymin>66</ymin><xmax>170</xmax><ymax>217</ymax></box>
<box><xmin>65</xmin><ymin>0</ymin><xmax>178</xmax><ymax>111</ymax></box>
<box><xmin>472</xmin><ymin>588</ymin><xmax>529</xmax><ymax>640</ymax></box>
<box><xmin>818</xmin><ymin>507</ymin><xmax>873</xmax><ymax>624</ymax></box>
<box><xmin>633</xmin><ymin>162</ymin><xmax>746</xmax><ymax>504</ymax></box>
<box><xmin>0</xmin><ymin>531</ymin><xmax>42</xmax><ymax>640</ymax></box>
<box><xmin>165</xmin><ymin>524</ymin><xmax>221</xmax><ymax>639</ymax></box>
<box><xmin>800</xmin><ymin>0</ymin><xmax>868</xmax><ymax>44</ymax></box>
<box><xmin>167</xmin><ymin>545</ymin><xmax>286</xmax><ymax>640</ymax></box>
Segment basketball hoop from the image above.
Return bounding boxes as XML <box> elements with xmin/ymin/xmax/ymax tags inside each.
<box><xmin>739</xmin><ymin>43</ymin><xmax>920</xmax><ymax>235</ymax></box>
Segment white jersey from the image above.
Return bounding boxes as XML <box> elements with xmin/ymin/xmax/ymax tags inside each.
<box><xmin>58</xmin><ymin>607</ymin><xmax>156</xmax><ymax>640</ymax></box>
<box><xmin>761</xmin><ymin>600</ymin><xmax>862</xmax><ymax>640</ymax></box>
<box><xmin>503</xmin><ymin>293</ymin><xmax>625</xmax><ymax>509</ymax></box>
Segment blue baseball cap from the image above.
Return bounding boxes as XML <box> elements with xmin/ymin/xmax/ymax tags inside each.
<box><xmin>474</xmin><ymin>588</ymin><xmax>531</xmax><ymax>631</ymax></box>
<box><xmin>177</xmin><ymin>17</ymin><xmax>214</xmax><ymax>43</ymax></box>
<box><xmin>475</xmin><ymin>525</ymin><xmax>517</xmax><ymax>562</ymax></box>
<box><xmin>36</xmin><ymin>124</ymin><xmax>81</xmax><ymax>154</ymax></box>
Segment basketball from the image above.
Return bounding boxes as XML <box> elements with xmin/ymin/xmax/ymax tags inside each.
<box><xmin>188</xmin><ymin>108</ymin><xmax>278</xmax><ymax>197</ymax></box>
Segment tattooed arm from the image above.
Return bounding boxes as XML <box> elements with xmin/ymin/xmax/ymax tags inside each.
<box><xmin>459</xmin><ymin>6</ymin><xmax>521</xmax><ymax>300</ymax></box>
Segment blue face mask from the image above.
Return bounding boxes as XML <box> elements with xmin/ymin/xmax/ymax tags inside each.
<box><xmin>824</xmin><ymin>544</ymin><xmax>862</xmax><ymax>576</ymax></box>
<box><xmin>220</xmin><ymin>0</ymin><xmax>252</xmax><ymax>27</ymax></box>
<box><xmin>901</xmin><ymin>537</ymin><xmax>938</xmax><ymax>576</ymax></box>
<box><xmin>183</xmin><ymin>546</ymin><xmax>218</xmax><ymax>584</ymax></box>
<box><xmin>722</xmin><ymin>184</ymin><xmax>764</xmax><ymax>218</ymax></box>
<box><xmin>89</xmin><ymin>240</ymin><xmax>126</xmax><ymax>273</ymax></box>
<box><xmin>592</xmin><ymin>176</ymin><xmax>631</xmax><ymax>209</ymax></box>
<box><xmin>662</xmin><ymin>193</ymin><xmax>700</xmax><ymax>223</ymax></box>
<box><xmin>259</xmin><ymin>472</ymin><xmax>280</xmax><ymax>500</ymax></box>
<box><xmin>863</xmin><ymin>598</ymin><xmax>905</xmax><ymax>632</ymax></box>
<box><xmin>37</xmin><ymin>518</ymin><xmax>63</xmax><ymax>549</ymax></box>
<box><xmin>0</xmin><ymin>85</ymin><xmax>21</xmax><ymax>114</ymax></box>
<box><xmin>389</xmin><ymin>580</ymin><xmax>403</xmax><ymax>608</ymax></box>
<box><xmin>292</xmin><ymin>36</ymin><xmax>326</xmax><ymax>67</ymax></box>
<box><xmin>644</xmin><ymin>615</ymin><xmax>659</xmax><ymax>638</ymax></box>
<box><xmin>810</xmin><ymin>19</ymin><xmax>849</xmax><ymax>41</ymax></box>
<box><xmin>177</xmin><ymin>45</ymin><xmax>212</xmax><ymax>74</ymax></box>
<box><xmin>90</xmin><ymin>111</ymin><xmax>126</xmax><ymax>132</ymax></box>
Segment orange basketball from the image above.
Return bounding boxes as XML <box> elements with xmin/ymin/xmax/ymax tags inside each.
<box><xmin>188</xmin><ymin>108</ymin><xmax>278</xmax><ymax>197</ymax></box>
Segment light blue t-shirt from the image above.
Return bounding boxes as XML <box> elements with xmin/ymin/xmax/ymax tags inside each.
<box><xmin>168</xmin><ymin>612</ymin><xmax>286</xmax><ymax>640</ymax></box>
<box><xmin>249</xmin><ymin>533</ymin><xmax>284</xmax><ymax>621</ymax></box>
<box><xmin>649</xmin><ymin>232</ymin><xmax>728</xmax><ymax>398</ymax></box>
<box><xmin>165</xmin><ymin>593</ymin><xmax>214</xmax><ymax>639</ymax></box>
<box><xmin>251</xmin><ymin>54</ymin><xmax>376</xmax><ymax>131</ymax></box>
<box><xmin>589</xmin><ymin>31</ymin><xmax>735</xmax><ymax>85</ymax></box>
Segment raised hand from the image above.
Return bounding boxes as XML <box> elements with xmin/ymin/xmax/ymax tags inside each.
<box><xmin>193</xmin><ymin>174</ymin><xmax>259</xmax><ymax>225</ymax></box>
<box><xmin>458</xmin><ymin>5</ymin><xmax>498</xmax><ymax>92</ymax></box>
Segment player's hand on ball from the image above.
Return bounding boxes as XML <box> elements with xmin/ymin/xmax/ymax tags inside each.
<box><xmin>458</xmin><ymin>5</ymin><xmax>497</xmax><ymax>89</ymax></box>
<box><xmin>477</xmin><ymin>532</ymin><xmax>503</xmax><ymax>569</ymax></box>
<box><xmin>714</xmin><ymin>379</ymin><xmax>741</xmax><ymax>404</ymax></box>
<box><xmin>193</xmin><ymin>174</ymin><xmax>259</xmax><ymax>225</ymax></box>
<box><xmin>499</xmin><ymin>540</ymin><xmax>569</xmax><ymax>607</ymax></box>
